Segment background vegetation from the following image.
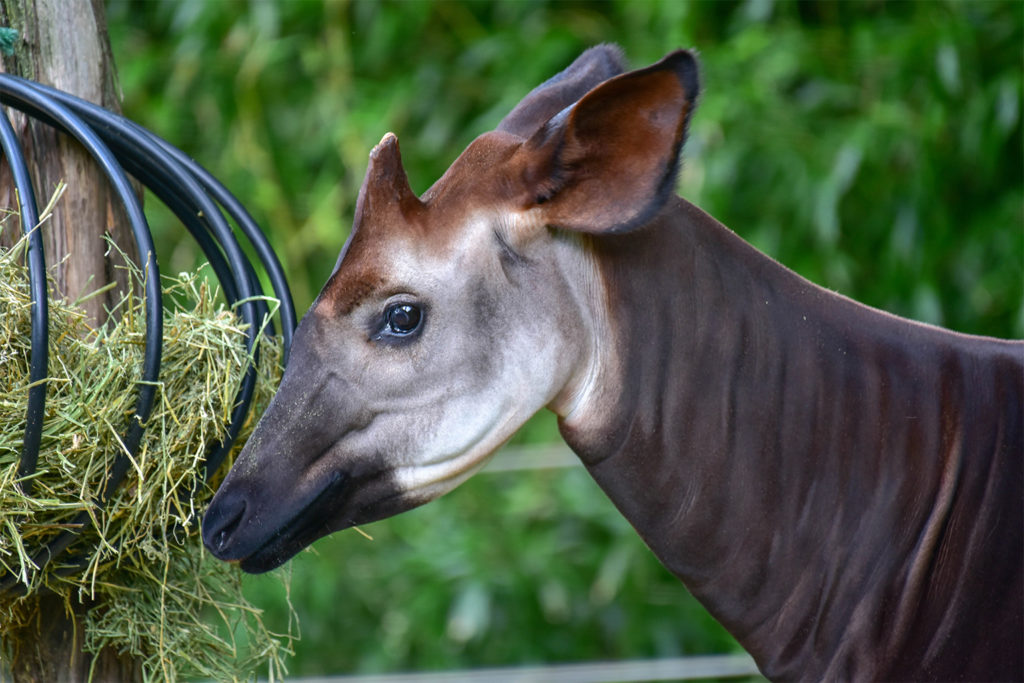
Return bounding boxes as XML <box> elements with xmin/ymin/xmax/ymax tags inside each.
<box><xmin>104</xmin><ymin>0</ymin><xmax>1022</xmax><ymax>678</ymax></box>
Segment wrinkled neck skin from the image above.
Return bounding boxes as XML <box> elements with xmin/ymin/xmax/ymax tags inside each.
<box><xmin>556</xmin><ymin>197</ymin><xmax>1023</xmax><ymax>681</ymax></box>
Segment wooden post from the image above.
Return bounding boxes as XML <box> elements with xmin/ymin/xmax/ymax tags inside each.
<box><xmin>0</xmin><ymin>0</ymin><xmax>137</xmax><ymax>324</ymax></box>
<box><xmin>0</xmin><ymin>0</ymin><xmax>143</xmax><ymax>680</ymax></box>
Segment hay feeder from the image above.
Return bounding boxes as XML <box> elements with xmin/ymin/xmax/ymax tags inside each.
<box><xmin>0</xmin><ymin>74</ymin><xmax>298</xmax><ymax>679</ymax></box>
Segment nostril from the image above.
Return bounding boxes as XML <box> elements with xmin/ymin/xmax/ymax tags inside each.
<box><xmin>203</xmin><ymin>496</ymin><xmax>247</xmax><ymax>558</ymax></box>
<box><xmin>215</xmin><ymin>527</ymin><xmax>232</xmax><ymax>553</ymax></box>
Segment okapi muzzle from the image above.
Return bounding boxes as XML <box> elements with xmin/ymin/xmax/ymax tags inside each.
<box><xmin>204</xmin><ymin>46</ymin><xmax>1023</xmax><ymax>681</ymax></box>
<box><xmin>202</xmin><ymin>315</ymin><xmax>406</xmax><ymax>573</ymax></box>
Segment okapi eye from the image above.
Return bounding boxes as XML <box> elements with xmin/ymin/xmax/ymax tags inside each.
<box><xmin>384</xmin><ymin>303</ymin><xmax>423</xmax><ymax>335</ymax></box>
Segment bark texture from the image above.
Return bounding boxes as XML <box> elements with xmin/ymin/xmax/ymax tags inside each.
<box><xmin>0</xmin><ymin>0</ymin><xmax>137</xmax><ymax>325</ymax></box>
<box><xmin>0</xmin><ymin>0</ymin><xmax>142</xmax><ymax>680</ymax></box>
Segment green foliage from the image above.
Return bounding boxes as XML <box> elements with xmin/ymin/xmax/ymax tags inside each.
<box><xmin>680</xmin><ymin>0</ymin><xmax>1023</xmax><ymax>338</ymax></box>
<box><xmin>107</xmin><ymin>0</ymin><xmax>1022</xmax><ymax>338</ymax></box>
<box><xmin>104</xmin><ymin>0</ymin><xmax>1022</xmax><ymax>677</ymax></box>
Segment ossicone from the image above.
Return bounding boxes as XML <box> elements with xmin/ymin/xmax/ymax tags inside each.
<box><xmin>353</xmin><ymin>132</ymin><xmax>425</xmax><ymax>232</ymax></box>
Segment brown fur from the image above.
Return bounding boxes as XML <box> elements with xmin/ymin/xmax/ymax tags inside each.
<box><xmin>206</xmin><ymin>47</ymin><xmax>1023</xmax><ymax>681</ymax></box>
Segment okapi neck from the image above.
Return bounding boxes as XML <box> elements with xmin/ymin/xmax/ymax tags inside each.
<box><xmin>559</xmin><ymin>197</ymin><xmax>1023</xmax><ymax>680</ymax></box>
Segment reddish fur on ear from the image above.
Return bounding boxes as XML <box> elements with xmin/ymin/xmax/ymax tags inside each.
<box><xmin>517</xmin><ymin>50</ymin><xmax>700</xmax><ymax>234</ymax></box>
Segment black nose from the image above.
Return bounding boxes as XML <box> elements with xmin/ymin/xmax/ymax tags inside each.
<box><xmin>202</xmin><ymin>493</ymin><xmax>247</xmax><ymax>559</ymax></box>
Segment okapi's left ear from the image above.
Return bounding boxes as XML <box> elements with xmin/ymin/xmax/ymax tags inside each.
<box><xmin>517</xmin><ymin>50</ymin><xmax>699</xmax><ymax>234</ymax></box>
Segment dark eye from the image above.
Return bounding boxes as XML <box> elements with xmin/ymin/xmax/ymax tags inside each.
<box><xmin>384</xmin><ymin>303</ymin><xmax>423</xmax><ymax>336</ymax></box>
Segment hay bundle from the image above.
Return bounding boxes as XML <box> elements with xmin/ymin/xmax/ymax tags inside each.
<box><xmin>0</xmin><ymin>227</ymin><xmax>294</xmax><ymax>681</ymax></box>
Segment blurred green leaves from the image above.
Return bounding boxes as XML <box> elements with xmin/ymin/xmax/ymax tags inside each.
<box><xmin>107</xmin><ymin>0</ymin><xmax>1022</xmax><ymax>337</ymax></box>
<box><xmin>104</xmin><ymin>0</ymin><xmax>1022</xmax><ymax>676</ymax></box>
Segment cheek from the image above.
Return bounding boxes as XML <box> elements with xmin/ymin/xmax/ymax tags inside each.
<box><xmin>357</xmin><ymin>268</ymin><xmax>574</xmax><ymax>432</ymax></box>
<box><xmin>407</xmin><ymin>286</ymin><xmax>500</xmax><ymax>380</ymax></box>
<box><xmin>463</xmin><ymin>294</ymin><xmax>574</xmax><ymax>412</ymax></box>
<box><xmin>497</xmin><ymin>279</ymin><xmax>580</xmax><ymax>392</ymax></box>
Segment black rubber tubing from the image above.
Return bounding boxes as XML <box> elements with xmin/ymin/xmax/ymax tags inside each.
<box><xmin>0</xmin><ymin>108</ymin><xmax>46</xmax><ymax>495</ymax></box>
<box><xmin>24</xmin><ymin>78</ymin><xmax>296</xmax><ymax>356</ymax></box>
<box><xmin>0</xmin><ymin>73</ymin><xmax>296</xmax><ymax>594</ymax></box>
<box><xmin>0</xmin><ymin>76</ymin><xmax>160</xmax><ymax>594</ymax></box>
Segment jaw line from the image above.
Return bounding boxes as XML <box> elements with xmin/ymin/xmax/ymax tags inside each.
<box><xmin>392</xmin><ymin>453</ymin><xmax>491</xmax><ymax>501</ymax></box>
<box><xmin>393</xmin><ymin>411</ymin><xmax>519</xmax><ymax>500</ymax></box>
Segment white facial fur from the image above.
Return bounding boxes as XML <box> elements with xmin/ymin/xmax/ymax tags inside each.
<box><xmin>315</xmin><ymin>210</ymin><xmax>597</xmax><ymax>506</ymax></box>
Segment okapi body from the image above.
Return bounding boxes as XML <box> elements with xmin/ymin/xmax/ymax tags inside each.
<box><xmin>204</xmin><ymin>46</ymin><xmax>1024</xmax><ymax>681</ymax></box>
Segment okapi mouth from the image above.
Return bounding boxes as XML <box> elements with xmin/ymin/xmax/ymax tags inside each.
<box><xmin>237</xmin><ymin>470</ymin><xmax>350</xmax><ymax>574</ymax></box>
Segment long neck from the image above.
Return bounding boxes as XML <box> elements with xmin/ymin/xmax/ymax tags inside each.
<box><xmin>559</xmin><ymin>198</ymin><xmax>1023</xmax><ymax>680</ymax></box>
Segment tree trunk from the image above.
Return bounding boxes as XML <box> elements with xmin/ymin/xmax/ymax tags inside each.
<box><xmin>0</xmin><ymin>0</ymin><xmax>142</xmax><ymax>680</ymax></box>
<box><xmin>6</xmin><ymin>595</ymin><xmax>142</xmax><ymax>683</ymax></box>
<box><xmin>0</xmin><ymin>0</ymin><xmax>137</xmax><ymax>325</ymax></box>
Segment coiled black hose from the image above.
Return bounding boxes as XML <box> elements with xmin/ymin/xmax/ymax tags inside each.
<box><xmin>0</xmin><ymin>74</ymin><xmax>297</xmax><ymax>595</ymax></box>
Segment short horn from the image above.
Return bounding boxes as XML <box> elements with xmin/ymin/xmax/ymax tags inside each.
<box><xmin>353</xmin><ymin>132</ymin><xmax>424</xmax><ymax>229</ymax></box>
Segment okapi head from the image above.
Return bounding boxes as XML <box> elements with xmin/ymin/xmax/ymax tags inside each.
<box><xmin>204</xmin><ymin>46</ymin><xmax>699</xmax><ymax>572</ymax></box>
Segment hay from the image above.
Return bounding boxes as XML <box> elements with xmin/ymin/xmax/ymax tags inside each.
<box><xmin>0</xmin><ymin>222</ymin><xmax>295</xmax><ymax>681</ymax></box>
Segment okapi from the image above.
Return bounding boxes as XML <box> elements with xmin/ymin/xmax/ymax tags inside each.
<box><xmin>204</xmin><ymin>46</ymin><xmax>1023</xmax><ymax>681</ymax></box>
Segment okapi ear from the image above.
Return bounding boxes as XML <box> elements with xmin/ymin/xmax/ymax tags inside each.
<box><xmin>352</xmin><ymin>132</ymin><xmax>424</xmax><ymax>234</ymax></box>
<box><xmin>518</xmin><ymin>49</ymin><xmax>699</xmax><ymax>235</ymax></box>
<box><xmin>497</xmin><ymin>44</ymin><xmax>627</xmax><ymax>139</ymax></box>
